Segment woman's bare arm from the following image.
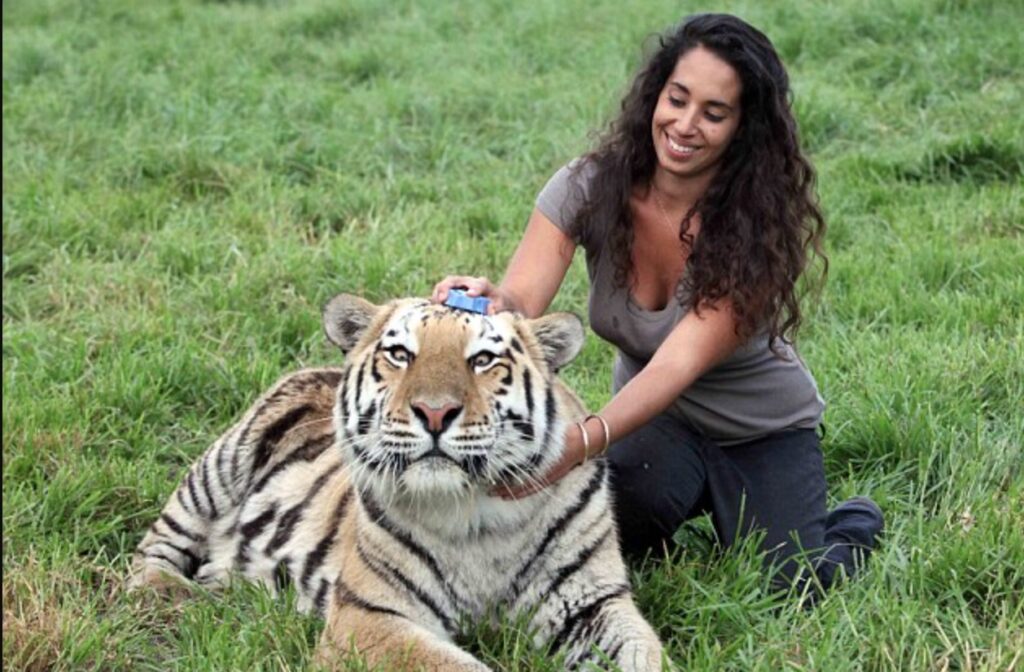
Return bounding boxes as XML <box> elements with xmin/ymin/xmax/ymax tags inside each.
<box><xmin>432</xmin><ymin>208</ymin><xmax>575</xmax><ymax>318</ymax></box>
<box><xmin>499</xmin><ymin>300</ymin><xmax>742</xmax><ymax>498</ymax></box>
<box><xmin>595</xmin><ymin>301</ymin><xmax>741</xmax><ymax>441</ymax></box>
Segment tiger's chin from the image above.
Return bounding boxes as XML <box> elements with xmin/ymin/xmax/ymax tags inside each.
<box><xmin>395</xmin><ymin>458</ymin><xmax>475</xmax><ymax>498</ymax></box>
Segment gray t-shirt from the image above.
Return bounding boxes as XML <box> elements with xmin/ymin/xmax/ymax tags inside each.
<box><xmin>536</xmin><ymin>160</ymin><xmax>825</xmax><ymax>445</ymax></box>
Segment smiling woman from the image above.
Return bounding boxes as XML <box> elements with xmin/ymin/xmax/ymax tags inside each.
<box><xmin>650</xmin><ymin>47</ymin><xmax>742</xmax><ymax>185</ymax></box>
<box><xmin>434</xmin><ymin>13</ymin><xmax>883</xmax><ymax>595</ymax></box>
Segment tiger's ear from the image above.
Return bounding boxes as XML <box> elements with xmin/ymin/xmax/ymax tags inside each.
<box><xmin>528</xmin><ymin>312</ymin><xmax>585</xmax><ymax>372</ymax></box>
<box><xmin>323</xmin><ymin>293</ymin><xmax>381</xmax><ymax>354</ymax></box>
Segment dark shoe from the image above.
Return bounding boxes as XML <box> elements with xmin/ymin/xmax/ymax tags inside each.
<box><xmin>826</xmin><ymin>496</ymin><xmax>884</xmax><ymax>550</ymax></box>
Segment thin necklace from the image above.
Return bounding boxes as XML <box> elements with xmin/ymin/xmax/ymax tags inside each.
<box><xmin>650</xmin><ymin>183</ymin><xmax>676</xmax><ymax>228</ymax></box>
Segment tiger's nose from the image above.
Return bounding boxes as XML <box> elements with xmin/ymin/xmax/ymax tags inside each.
<box><xmin>411</xmin><ymin>402</ymin><xmax>462</xmax><ymax>435</ymax></box>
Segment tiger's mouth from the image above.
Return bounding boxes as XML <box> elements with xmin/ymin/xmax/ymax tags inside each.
<box><xmin>395</xmin><ymin>451</ymin><xmax>480</xmax><ymax>495</ymax></box>
<box><xmin>414</xmin><ymin>446</ymin><xmax>459</xmax><ymax>464</ymax></box>
<box><xmin>405</xmin><ymin>445</ymin><xmax>488</xmax><ymax>480</ymax></box>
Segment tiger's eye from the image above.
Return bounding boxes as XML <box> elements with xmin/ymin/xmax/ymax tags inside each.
<box><xmin>385</xmin><ymin>345</ymin><xmax>412</xmax><ymax>365</ymax></box>
<box><xmin>470</xmin><ymin>352</ymin><xmax>496</xmax><ymax>369</ymax></box>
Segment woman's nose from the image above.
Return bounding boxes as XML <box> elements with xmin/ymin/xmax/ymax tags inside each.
<box><xmin>675</xmin><ymin>112</ymin><xmax>700</xmax><ymax>135</ymax></box>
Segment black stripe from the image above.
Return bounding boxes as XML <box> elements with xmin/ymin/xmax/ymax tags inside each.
<box><xmin>540</xmin><ymin>384</ymin><xmax>556</xmax><ymax>448</ymax></box>
<box><xmin>239</xmin><ymin>503</ymin><xmax>278</xmax><ymax>541</ymax></box>
<box><xmin>300</xmin><ymin>488</ymin><xmax>353</xmax><ymax>590</ymax></box>
<box><xmin>360</xmin><ymin>492</ymin><xmax>463</xmax><ymax>612</ymax></box>
<box><xmin>200</xmin><ymin>453</ymin><xmax>220</xmax><ymax>519</ymax></box>
<box><xmin>252</xmin><ymin>404</ymin><xmax>314</xmax><ymax>474</ymax></box>
<box><xmin>549</xmin><ymin>585</ymin><xmax>629</xmax><ymax>654</ymax></box>
<box><xmin>522</xmin><ymin>368</ymin><xmax>534</xmax><ymax>417</ymax></box>
<box><xmin>354</xmin><ymin>540</ymin><xmax>403</xmax><ymax>593</ymax></box>
<box><xmin>334</xmin><ymin>579</ymin><xmax>407</xmax><ymax>620</ymax></box>
<box><xmin>511</xmin><ymin>337</ymin><xmax>525</xmax><ymax>354</ymax></box>
<box><xmin>150</xmin><ymin>541</ymin><xmax>203</xmax><ymax>577</ymax></box>
<box><xmin>143</xmin><ymin>551</ymin><xmax>187</xmax><ymax>574</ymax></box>
<box><xmin>339</xmin><ymin>374</ymin><xmax>350</xmax><ymax>418</ymax></box>
<box><xmin>314</xmin><ymin>578</ymin><xmax>331</xmax><ymax>614</ymax></box>
<box><xmin>235</xmin><ymin>503</ymin><xmax>278</xmax><ymax>568</ymax></box>
<box><xmin>160</xmin><ymin>513</ymin><xmax>202</xmax><ymax>541</ymax></box>
<box><xmin>250</xmin><ymin>433</ymin><xmax>334</xmax><ymax>495</ymax></box>
<box><xmin>314</xmin><ymin>369</ymin><xmax>344</xmax><ymax>389</ymax></box>
<box><xmin>236</xmin><ymin>385</ymin><xmax>293</xmax><ymax>448</ymax></box>
<box><xmin>214</xmin><ymin>439</ymin><xmax>234</xmax><ymax>504</ymax></box>
<box><xmin>354</xmin><ymin>360</ymin><xmax>367</xmax><ymax>408</ymax></box>
<box><xmin>370</xmin><ymin>347</ymin><xmax>384</xmax><ymax>383</ymax></box>
<box><xmin>356</xmin><ymin>400</ymin><xmax>377</xmax><ymax>435</ymax></box>
<box><xmin>231</xmin><ymin>440</ymin><xmax>241</xmax><ymax>484</ymax></box>
<box><xmin>175</xmin><ymin>485</ymin><xmax>196</xmax><ymax>515</ymax></box>
<box><xmin>264</xmin><ymin>463</ymin><xmax>342</xmax><ymax>556</ymax></box>
<box><xmin>355</xmin><ymin>540</ymin><xmax>456</xmax><ymax>632</ymax></box>
<box><xmin>504</xmin><ymin>409</ymin><xmax>535</xmax><ymax>441</ymax></box>
<box><xmin>546</xmin><ymin>524</ymin><xmax>612</xmax><ymax>597</ymax></box>
<box><xmin>186</xmin><ymin>469</ymin><xmax>205</xmax><ymax>517</ymax></box>
<box><xmin>510</xmin><ymin>463</ymin><xmax>606</xmax><ymax>597</ymax></box>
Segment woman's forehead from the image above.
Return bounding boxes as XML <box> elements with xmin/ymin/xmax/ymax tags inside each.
<box><xmin>668</xmin><ymin>46</ymin><xmax>742</xmax><ymax>104</ymax></box>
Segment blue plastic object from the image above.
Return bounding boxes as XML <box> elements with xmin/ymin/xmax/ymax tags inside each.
<box><xmin>444</xmin><ymin>288</ymin><xmax>491</xmax><ymax>315</ymax></box>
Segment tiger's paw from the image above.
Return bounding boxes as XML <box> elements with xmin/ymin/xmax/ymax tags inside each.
<box><xmin>127</xmin><ymin>564</ymin><xmax>197</xmax><ymax>605</ymax></box>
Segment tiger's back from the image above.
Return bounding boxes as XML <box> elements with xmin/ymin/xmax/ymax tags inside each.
<box><xmin>131</xmin><ymin>368</ymin><xmax>347</xmax><ymax>608</ymax></box>
<box><xmin>132</xmin><ymin>294</ymin><xmax>667</xmax><ymax>671</ymax></box>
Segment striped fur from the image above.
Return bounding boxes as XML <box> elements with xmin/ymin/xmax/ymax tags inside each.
<box><xmin>131</xmin><ymin>294</ymin><xmax>668</xmax><ymax>671</ymax></box>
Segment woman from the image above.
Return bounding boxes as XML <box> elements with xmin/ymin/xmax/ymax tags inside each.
<box><xmin>433</xmin><ymin>14</ymin><xmax>882</xmax><ymax>592</ymax></box>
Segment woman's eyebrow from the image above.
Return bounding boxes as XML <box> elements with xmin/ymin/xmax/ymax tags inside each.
<box><xmin>668</xmin><ymin>81</ymin><xmax>735</xmax><ymax>111</ymax></box>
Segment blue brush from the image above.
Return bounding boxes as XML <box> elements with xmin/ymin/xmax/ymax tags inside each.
<box><xmin>444</xmin><ymin>288</ymin><xmax>491</xmax><ymax>315</ymax></box>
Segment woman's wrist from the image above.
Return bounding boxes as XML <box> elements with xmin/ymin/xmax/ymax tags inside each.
<box><xmin>492</xmin><ymin>284</ymin><xmax>523</xmax><ymax>315</ymax></box>
<box><xmin>568</xmin><ymin>415</ymin><xmax>611</xmax><ymax>466</ymax></box>
<box><xmin>564</xmin><ymin>423</ymin><xmax>587</xmax><ymax>466</ymax></box>
<box><xmin>585</xmin><ymin>414</ymin><xmax>611</xmax><ymax>456</ymax></box>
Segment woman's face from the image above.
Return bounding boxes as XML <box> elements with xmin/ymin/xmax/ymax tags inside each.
<box><xmin>651</xmin><ymin>45</ymin><xmax>743</xmax><ymax>182</ymax></box>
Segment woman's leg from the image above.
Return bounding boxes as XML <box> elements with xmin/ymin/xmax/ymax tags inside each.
<box><xmin>703</xmin><ymin>429</ymin><xmax>883</xmax><ymax>590</ymax></box>
<box><xmin>817</xmin><ymin>495</ymin><xmax>885</xmax><ymax>588</ymax></box>
<box><xmin>604</xmin><ymin>413</ymin><xmax>710</xmax><ymax>559</ymax></box>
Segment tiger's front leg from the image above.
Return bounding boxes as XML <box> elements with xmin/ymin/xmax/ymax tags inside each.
<box><xmin>558</xmin><ymin>593</ymin><xmax>667</xmax><ymax>671</ymax></box>
<box><xmin>318</xmin><ymin>601</ymin><xmax>490</xmax><ymax>672</ymax></box>
<box><xmin>528</xmin><ymin>527</ymin><xmax>668</xmax><ymax>671</ymax></box>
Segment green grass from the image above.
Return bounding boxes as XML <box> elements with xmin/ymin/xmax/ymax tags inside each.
<box><xmin>3</xmin><ymin>0</ymin><xmax>1022</xmax><ymax>669</ymax></box>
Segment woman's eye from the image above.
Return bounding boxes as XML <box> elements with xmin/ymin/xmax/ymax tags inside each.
<box><xmin>705</xmin><ymin>112</ymin><xmax>725</xmax><ymax>123</ymax></box>
<box><xmin>470</xmin><ymin>352</ymin><xmax>496</xmax><ymax>370</ymax></box>
<box><xmin>385</xmin><ymin>346</ymin><xmax>412</xmax><ymax>365</ymax></box>
<box><xmin>669</xmin><ymin>97</ymin><xmax>685</xmax><ymax>108</ymax></box>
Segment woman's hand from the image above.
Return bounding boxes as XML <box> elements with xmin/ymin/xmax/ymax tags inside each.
<box><xmin>431</xmin><ymin>275</ymin><xmax>511</xmax><ymax>315</ymax></box>
<box><xmin>493</xmin><ymin>425</ymin><xmax>587</xmax><ymax>499</ymax></box>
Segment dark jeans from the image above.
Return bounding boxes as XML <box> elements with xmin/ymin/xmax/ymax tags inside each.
<box><xmin>606</xmin><ymin>413</ymin><xmax>879</xmax><ymax>591</ymax></box>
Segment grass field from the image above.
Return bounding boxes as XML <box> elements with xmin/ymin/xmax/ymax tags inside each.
<box><xmin>3</xmin><ymin>0</ymin><xmax>1022</xmax><ymax>669</ymax></box>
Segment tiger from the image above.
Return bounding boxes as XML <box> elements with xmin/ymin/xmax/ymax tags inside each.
<box><xmin>130</xmin><ymin>292</ymin><xmax>668</xmax><ymax>671</ymax></box>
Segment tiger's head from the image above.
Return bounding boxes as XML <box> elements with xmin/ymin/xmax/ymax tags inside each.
<box><xmin>323</xmin><ymin>293</ymin><xmax>586</xmax><ymax>505</ymax></box>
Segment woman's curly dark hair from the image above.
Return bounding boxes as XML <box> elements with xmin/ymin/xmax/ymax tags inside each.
<box><xmin>571</xmin><ymin>13</ymin><xmax>827</xmax><ymax>347</ymax></box>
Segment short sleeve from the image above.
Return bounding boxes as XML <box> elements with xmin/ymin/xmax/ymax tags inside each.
<box><xmin>535</xmin><ymin>159</ymin><xmax>593</xmax><ymax>242</ymax></box>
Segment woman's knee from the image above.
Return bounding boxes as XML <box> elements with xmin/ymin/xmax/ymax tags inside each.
<box><xmin>604</xmin><ymin>415</ymin><xmax>708</xmax><ymax>555</ymax></box>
